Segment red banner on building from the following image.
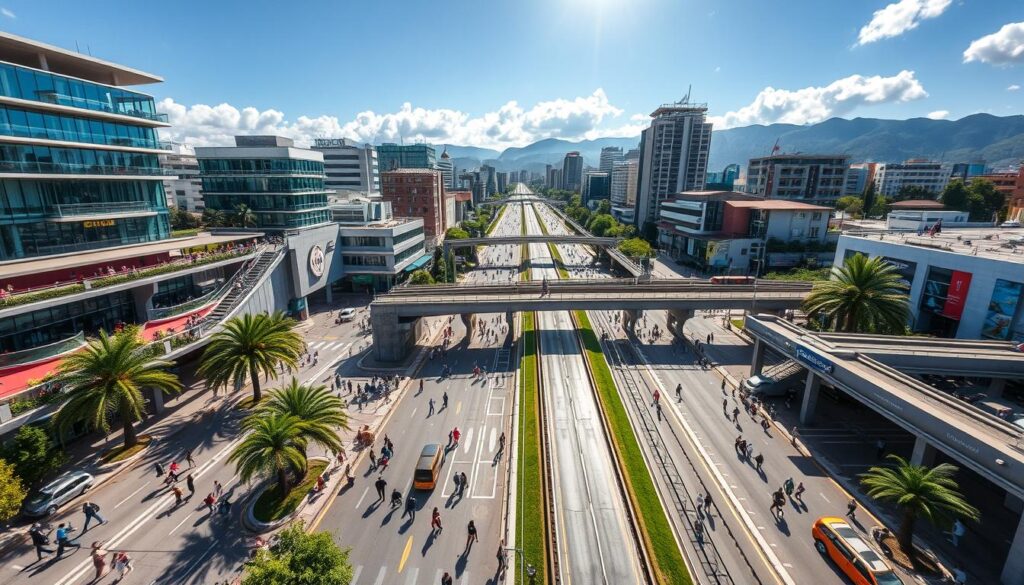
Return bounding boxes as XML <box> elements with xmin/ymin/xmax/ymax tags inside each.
<box><xmin>942</xmin><ymin>270</ymin><xmax>973</xmax><ymax>320</ymax></box>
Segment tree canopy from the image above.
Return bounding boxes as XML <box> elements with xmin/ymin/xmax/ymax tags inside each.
<box><xmin>242</xmin><ymin>522</ymin><xmax>354</xmax><ymax>585</ymax></box>
<box><xmin>408</xmin><ymin>270</ymin><xmax>434</xmax><ymax>285</ymax></box>
<box><xmin>0</xmin><ymin>459</ymin><xmax>26</xmax><ymax>522</ymax></box>
<box><xmin>619</xmin><ymin>237</ymin><xmax>653</xmax><ymax>259</ymax></box>
<box><xmin>803</xmin><ymin>253</ymin><xmax>910</xmax><ymax>334</ymax></box>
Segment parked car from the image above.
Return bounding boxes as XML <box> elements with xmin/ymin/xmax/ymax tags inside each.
<box><xmin>337</xmin><ymin>308</ymin><xmax>357</xmax><ymax>322</ymax></box>
<box><xmin>813</xmin><ymin>516</ymin><xmax>904</xmax><ymax>585</ymax></box>
<box><xmin>21</xmin><ymin>471</ymin><xmax>94</xmax><ymax>517</ymax></box>
<box><xmin>742</xmin><ymin>369</ymin><xmax>806</xmax><ymax>397</ymax></box>
<box><xmin>1001</xmin><ymin>219</ymin><xmax>1022</xmax><ymax>228</ymax></box>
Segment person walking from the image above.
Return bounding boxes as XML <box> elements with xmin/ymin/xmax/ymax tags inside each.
<box><xmin>431</xmin><ymin>507</ymin><xmax>443</xmax><ymax>533</ymax></box>
<box><xmin>154</xmin><ymin>461</ymin><xmax>164</xmax><ymax>477</ymax></box>
<box><xmin>754</xmin><ymin>453</ymin><xmax>764</xmax><ymax>471</ymax></box>
<box><xmin>452</xmin><ymin>427</ymin><xmax>461</xmax><ymax>446</ymax></box>
<box><xmin>441</xmin><ymin>572</ymin><xmax>454</xmax><ymax>585</ymax></box>
<box><xmin>214</xmin><ymin>480</ymin><xmax>223</xmax><ymax>499</ymax></box>
<box><xmin>794</xmin><ymin>482</ymin><xmax>805</xmax><ymax>502</ymax></box>
<box><xmin>82</xmin><ymin>501</ymin><xmax>106</xmax><ymax>531</ymax></box>
<box><xmin>185</xmin><ymin>449</ymin><xmax>195</xmax><ymax>469</ymax></box>
<box><xmin>428</xmin><ymin>398</ymin><xmax>435</xmax><ymax>416</ymax></box>
<box><xmin>499</xmin><ymin>432</ymin><xmax>506</xmax><ymax>453</ymax></box>
<box><xmin>676</xmin><ymin>383</ymin><xmax>683</xmax><ymax>401</ymax></box>
<box><xmin>460</xmin><ymin>471</ymin><xmax>468</xmax><ymax>495</ymax></box>
<box><xmin>732</xmin><ymin>407</ymin><xmax>740</xmax><ymax>423</ymax></box>
<box><xmin>846</xmin><ymin>498</ymin><xmax>858</xmax><ymax>520</ymax></box>
<box><xmin>91</xmin><ymin>542</ymin><xmax>108</xmax><ymax>581</ymax></box>
<box><xmin>172</xmin><ymin>485</ymin><xmax>184</xmax><ymax>507</ymax></box>
<box><xmin>29</xmin><ymin>524</ymin><xmax>54</xmax><ymax>560</ymax></box>
<box><xmin>113</xmin><ymin>551</ymin><xmax>133</xmax><ymax>578</ymax></box>
<box><xmin>784</xmin><ymin>477</ymin><xmax>795</xmax><ymax>497</ymax></box>
<box><xmin>375</xmin><ymin>477</ymin><xmax>387</xmax><ymax>502</ymax></box>
<box><xmin>442</xmin><ymin>392</ymin><xmax>449</xmax><ymax>410</ymax></box>
<box><xmin>186</xmin><ymin>473</ymin><xmax>196</xmax><ymax>499</ymax></box>
<box><xmin>465</xmin><ymin>520</ymin><xmax>479</xmax><ymax>550</ymax></box>
<box><xmin>404</xmin><ymin>496</ymin><xmax>416</xmax><ymax>520</ymax></box>
<box><xmin>948</xmin><ymin>518</ymin><xmax>966</xmax><ymax>547</ymax></box>
<box><xmin>203</xmin><ymin>493</ymin><xmax>216</xmax><ymax>513</ymax></box>
<box><xmin>721</xmin><ymin>378</ymin><xmax>727</xmax><ymax>392</ymax></box>
<box><xmin>652</xmin><ymin>389</ymin><xmax>660</xmax><ymax>405</ymax></box>
<box><xmin>369</xmin><ymin>448</ymin><xmax>377</xmax><ymax>469</ymax></box>
<box><xmin>55</xmin><ymin>523</ymin><xmax>79</xmax><ymax>557</ymax></box>
<box><xmin>703</xmin><ymin>491</ymin><xmax>713</xmax><ymax>514</ymax></box>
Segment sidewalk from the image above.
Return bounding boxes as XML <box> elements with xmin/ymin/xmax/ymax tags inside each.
<box><xmin>680</xmin><ymin>312</ymin><xmax>992</xmax><ymax>584</ymax></box>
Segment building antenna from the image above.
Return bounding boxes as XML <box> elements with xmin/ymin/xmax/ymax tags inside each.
<box><xmin>680</xmin><ymin>85</ymin><xmax>692</xmax><ymax>105</ymax></box>
<box><xmin>75</xmin><ymin>40</ymin><xmax>80</xmax><ymax>53</ymax></box>
<box><xmin>770</xmin><ymin>138</ymin><xmax>781</xmax><ymax>156</ymax></box>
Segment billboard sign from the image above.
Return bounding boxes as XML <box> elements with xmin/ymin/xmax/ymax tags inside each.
<box><xmin>941</xmin><ymin>270</ymin><xmax>973</xmax><ymax>320</ymax></box>
<box><xmin>880</xmin><ymin>256</ymin><xmax>917</xmax><ymax>288</ymax></box>
<box><xmin>982</xmin><ymin>279</ymin><xmax>1023</xmax><ymax>340</ymax></box>
<box><xmin>796</xmin><ymin>345</ymin><xmax>834</xmax><ymax>374</ymax></box>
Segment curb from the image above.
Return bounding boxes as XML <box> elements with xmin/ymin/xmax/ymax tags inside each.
<box><xmin>241</xmin><ymin>457</ymin><xmax>331</xmax><ymax>534</ymax></box>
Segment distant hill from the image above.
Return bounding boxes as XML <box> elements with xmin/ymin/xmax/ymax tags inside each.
<box><xmin>708</xmin><ymin>114</ymin><xmax>1024</xmax><ymax>172</ymax></box>
<box><xmin>427</xmin><ymin>114</ymin><xmax>1024</xmax><ymax>175</ymax></box>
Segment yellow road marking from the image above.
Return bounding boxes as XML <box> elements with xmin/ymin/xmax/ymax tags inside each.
<box><xmin>456</xmin><ymin>401</ymin><xmax>462</xmax><ymax>415</ymax></box>
<box><xmin>397</xmin><ymin>534</ymin><xmax>414</xmax><ymax>573</ymax></box>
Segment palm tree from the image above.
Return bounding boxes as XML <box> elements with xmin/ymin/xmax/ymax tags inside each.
<box><xmin>198</xmin><ymin>312</ymin><xmax>303</xmax><ymax>404</ymax></box>
<box><xmin>53</xmin><ymin>330</ymin><xmax>182</xmax><ymax>449</ymax></box>
<box><xmin>202</xmin><ymin>208</ymin><xmax>226</xmax><ymax>228</ymax></box>
<box><xmin>802</xmin><ymin>253</ymin><xmax>910</xmax><ymax>334</ymax></box>
<box><xmin>861</xmin><ymin>455</ymin><xmax>980</xmax><ymax>555</ymax></box>
<box><xmin>258</xmin><ymin>378</ymin><xmax>347</xmax><ymax>471</ymax></box>
<box><xmin>233</xmin><ymin>204</ymin><xmax>257</xmax><ymax>229</ymax></box>
<box><xmin>229</xmin><ymin>413</ymin><xmax>307</xmax><ymax>497</ymax></box>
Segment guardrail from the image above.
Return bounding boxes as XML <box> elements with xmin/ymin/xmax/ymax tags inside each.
<box><xmin>49</xmin><ymin>201</ymin><xmax>153</xmax><ymax>217</ymax></box>
<box><xmin>147</xmin><ymin>285</ymin><xmax>222</xmax><ymax>321</ymax></box>
<box><xmin>0</xmin><ymin>332</ymin><xmax>85</xmax><ymax>369</ymax></box>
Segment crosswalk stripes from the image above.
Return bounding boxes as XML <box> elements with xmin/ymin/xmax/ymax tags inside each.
<box><xmin>351</xmin><ymin>566</ymin><xmax>469</xmax><ymax>584</ymax></box>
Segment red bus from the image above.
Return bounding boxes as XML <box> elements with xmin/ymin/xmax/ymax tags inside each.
<box><xmin>709</xmin><ymin>275</ymin><xmax>756</xmax><ymax>285</ymax></box>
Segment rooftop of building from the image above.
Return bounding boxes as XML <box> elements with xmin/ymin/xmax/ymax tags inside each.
<box><xmin>748</xmin><ymin>153</ymin><xmax>849</xmax><ymax>162</ymax></box>
<box><xmin>382</xmin><ymin>168</ymin><xmax>441</xmax><ymax>175</ymax></box>
<box><xmin>666</xmin><ymin>190</ymin><xmax>763</xmax><ymax>202</ymax></box>
<box><xmin>0</xmin><ymin>32</ymin><xmax>162</xmax><ymax>86</ymax></box>
<box><xmin>0</xmin><ymin>231</ymin><xmax>261</xmax><ymax>280</ymax></box>
<box><xmin>725</xmin><ymin>200</ymin><xmax>832</xmax><ymax>211</ymax></box>
<box><xmin>650</xmin><ymin>100</ymin><xmax>708</xmax><ymax>117</ymax></box>
<box><xmin>842</xmin><ymin>226</ymin><xmax>1024</xmax><ymax>264</ymax></box>
<box><xmin>889</xmin><ymin>199</ymin><xmax>946</xmax><ymax>209</ymax></box>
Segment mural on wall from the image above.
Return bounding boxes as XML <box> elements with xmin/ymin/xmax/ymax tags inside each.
<box><xmin>982</xmin><ymin>279</ymin><xmax>1023</xmax><ymax>340</ymax></box>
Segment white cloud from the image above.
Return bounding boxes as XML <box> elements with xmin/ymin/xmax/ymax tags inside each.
<box><xmin>856</xmin><ymin>0</ymin><xmax>951</xmax><ymax>45</ymax></box>
<box><xmin>1008</xmin><ymin>84</ymin><xmax>1021</xmax><ymax>91</ymax></box>
<box><xmin>708</xmin><ymin>70</ymin><xmax>927</xmax><ymax>129</ymax></box>
<box><xmin>963</xmin><ymin>22</ymin><xmax>1024</xmax><ymax>65</ymax></box>
<box><xmin>927</xmin><ymin>110</ymin><xmax>950</xmax><ymax>119</ymax></box>
<box><xmin>158</xmin><ymin>89</ymin><xmax>631</xmax><ymax>150</ymax></box>
<box><xmin>1</xmin><ymin>7</ymin><xmax>15</xmax><ymax>19</ymax></box>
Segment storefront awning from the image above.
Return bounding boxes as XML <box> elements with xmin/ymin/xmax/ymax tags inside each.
<box><xmin>403</xmin><ymin>253</ymin><xmax>433</xmax><ymax>272</ymax></box>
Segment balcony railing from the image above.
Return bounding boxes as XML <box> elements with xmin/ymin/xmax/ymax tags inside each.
<box><xmin>35</xmin><ymin>92</ymin><xmax>169</xmax><ymax>123</ymax></box>
<box><xmin>48</xmin><ymin>201</ymin><xmax>154</xmax><ymax>218</ymax></box>
<box><xmin>147</xmin><ymin>284</ymin><xmax>222</xmax><ymax>321</ymax></box>
<box><xmin>0</xmin><ymin>161</ymin><xmax>173</xmax><ymax>176</ymax></box>
<box><xmin>199</xmin><ymin>169</ymin><xmax>324</xmax><ymax>177</ymax></box>
<box><xmin>0</xmin><ymin>123</ymin><xmax>171</xmax><ymax>150</ymax></box>
<box><xmin>0</xmin><ymin>332</ymin><xmax>85</xmax><ymax>369</ymax></box>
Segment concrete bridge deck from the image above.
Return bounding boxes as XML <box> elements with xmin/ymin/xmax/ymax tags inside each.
<box><xmin>443</xmin><ymin>234</ymin><xmax>621</xmax><ymax>248</ymax></box>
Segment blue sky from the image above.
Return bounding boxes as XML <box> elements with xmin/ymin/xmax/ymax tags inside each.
<box><xmin>2</xmin><ymin>0</ymin><xmax>1022</xmax><ymax>149</ymax></box>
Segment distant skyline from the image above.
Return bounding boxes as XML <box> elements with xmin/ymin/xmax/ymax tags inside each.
<box><xmin>3</xmin><ymin>0</ymin><xmax>1023</xmax><ymax>149</ymax></box>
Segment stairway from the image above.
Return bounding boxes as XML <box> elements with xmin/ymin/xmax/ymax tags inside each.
<box><xmin>205</xmin><ymin>246</ymin><xmax>282</xmax><ymax>323</ymax></box>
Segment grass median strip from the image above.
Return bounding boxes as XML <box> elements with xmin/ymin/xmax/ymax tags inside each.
<box><xmin>516</xmin><ymin>311</ymin><xmax>546</xmax><ymax>584</ymax></box>
<box><xmin>573</xmin><ymin>310</ymin><xmax>693</xmax><ymax>585</ymax></box>
<box><xmin>486</xmin><ymin>203</ymin><xmax>507</xmax><ymax>235</ymax></box>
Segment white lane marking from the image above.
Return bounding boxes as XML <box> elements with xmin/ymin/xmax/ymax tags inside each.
<box><xmin>820</xmin><ymin>493</ymin><xmax>831</xmax><ymax>503</ymax></box>
<box><xmin>373</xmin><ymin>566</ymin><xmax>387</xmax><ymax>585</ymax></box>
<box><xmin>410</xmin><ymin>408</ymin><xmax>417</xmax><ymax>419</ymax></box>
<box><xmin>351</xmin><ymin>566</ymin><xmax>363</xmax><ymax>585</ymax></box>
<box><xmin>355</xmin><ymin>486</ymin><xmax>369</xmax><ymax>509</ymax></box>
<box><xmin>114</xmin><ymin>481</ymin><xmax>151</xmax><ymax>509</ymax></box>
<box><xmin>404</xmin><ymin>567</ymin><xmax>418</xmax><ymax>584</ymax></box>
<box><xmin>489</xmin><ymin>427</ymin><xmax>496</xmax><ymax>453</ymax></box>
<box><xmin>462</xmin><ymin>427</ymin><xmax>473</xmax><ymax>454</ymax></box>
<box><xmin>168</xmin><ymin>512</ymin><xmax>193</xmax><ymax>535</ymax></box>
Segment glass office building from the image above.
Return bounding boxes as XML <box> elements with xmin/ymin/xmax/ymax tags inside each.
<box><xmin>376</xmin><ymin>143</ymin><xmax>436</xmax><ymax>172</ymax></box>
<box><xmin>0</xmin><ymin>39</ymin><xmax>172</xmax><ymax>260</ymax></box>
<box><xmin>196</xmin><ymin>136</ymin><xmax>332</xmax><ymax>231</ymax></box>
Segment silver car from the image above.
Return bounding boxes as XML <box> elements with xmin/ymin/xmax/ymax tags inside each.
<box><xmin>21</xmin><ymin>471</ymin><xmax>94</xmax><ymax>517</ymax></box>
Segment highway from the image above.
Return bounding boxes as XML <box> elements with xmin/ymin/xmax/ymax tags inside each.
<box><xmin>311</xmin><ymin>199</ymin><xmax>522</xmax><ymax>584</ymax></box>
<box><xmin>520</xmin><ymin>192</ymin><xmax>645</xmax><ymax>584</ymax></box>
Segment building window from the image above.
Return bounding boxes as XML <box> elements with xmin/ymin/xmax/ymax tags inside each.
<box><xmin>809</xmin><ymin>227</ymin><xmax>820</xmax><ymax>238</ymax></box>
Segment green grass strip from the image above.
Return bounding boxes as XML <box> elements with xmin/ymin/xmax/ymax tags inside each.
<box><xmin>486</xmin><ymin>204</ymin><xmax>507</xmax><ymax>235</ymax></box>
<box><xmin>515</xmin><ymin>312</ymin><xmax>546</xmax><ymax>584</ymax></box>
<box><xmin>253</xmin><ymin>460</ymin><xmax>329</xmax><ymax>523</ymax></box>
<box><xmin>573</xmin><ymin>310</ymin><xmax>693</xmax><ymax>585</ymax></box>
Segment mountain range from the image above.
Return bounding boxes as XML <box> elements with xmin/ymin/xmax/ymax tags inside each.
<box><xmin>433</xmin><ymin>114</ymin><xmax>1024</xmax><ymax>175</ymax></box>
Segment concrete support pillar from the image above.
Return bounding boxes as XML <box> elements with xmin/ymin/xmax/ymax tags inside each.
<box><xmin>750</xmin><ymin>338</ymin><xmax>766</xmax><ymax>377</ymax></box>
<box><xmin>149</xmin><ymin>386</ymin><xmax>165</xmax><ymax>415</ymax></box>
<box><xmin>800</xmin><ymin>373</ymin><xmax>820</xmax><ymax>426</ymax></box>
<box><xmin>666</xmin><ymin>309</ymin><xmax>694</xmax><ymax>338</ymax></box>
<box><xmin>131</xmin><ymin>283</ymin><xmax>158</xmax><ymax>323</ymax></box>
<box><xmin>371</xmin><ymin>307</ymin><xmax>416</xmax><ymax>362</ymax></box>
<box><xmin>990</xmin><ymin>377</ymin><xmax>1006</xmax><ymax>399</ymax></box>
<box><xmin>1002</xmin><ymin>513</ymin><xmax>1024</xmax><ymax>585</ymax></box>
<box><xmin>325</xmin><ymin>283</ymin><xmax>333</xmax><ymax>304</ymax></box>
<box><xmin>460</xmin><ymin>313</ymin><xmax>474</xmax><ymax>341</ymax></box>
<box><xmin>910</xmin><ymin>436</ymin><xmax>937</xmax><ymax>467</ymax></box>
<box><xmin>621</xmin><ymin>309</ymin><xmax>639</xmax><ymax>334</ymax></box>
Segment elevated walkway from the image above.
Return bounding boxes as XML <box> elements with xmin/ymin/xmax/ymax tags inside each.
<box><xmin>744</xmin><ymin>314</ymin><xmax>1024</xmax><ymax>501</ymax></box>
<box><xmin>443</xmin><ymin>234</ymin><xmax>621</xmax><ymax>250</ymax></box>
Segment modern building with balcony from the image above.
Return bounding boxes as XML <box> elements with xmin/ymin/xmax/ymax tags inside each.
<box><xmin>196</xmin><ymin>135</ymin><xmax>332</xmax><ymax>231</ymax></box>
<box><xmin>657</xmin><ymin>191</ymin><xmax>832</xmax><ymax>274</ymax></box>
<box><xmin>159</xmin><ymin>142</ymin><xmax>203</xmax><ymax>211</ymax></box>
<box><xmin>0</xmin><ymin>35</ymin><xmax>270</xmax><ymax>428</ymax></box>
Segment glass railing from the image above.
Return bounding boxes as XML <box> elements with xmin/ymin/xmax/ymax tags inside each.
<box><xmin>49</xmin><ymin>201</ymin><xmax>154</xmax><ymax>217</ymax></box>
<box><xmin>35</xmin><ymin>92</ymin><xmax>169</xmax><ymax>123</ymax></box>
<box><xmin>147</xmin><ymin>285</ymin><xmax>222</xmax><ymax>321</ymax></box>
<box><xmin>0</xmin><ymin>160</ymin><xmax>172</xmax><ymax>176</ymax></box>
<box><xmin>0</xmin><ymin>123</ymin><xmax>170</xmax><ymax>150</ymax></box>
<box><xmin>199</xmin><ymin>169</ymin><xmax>324</xmax><ymax>176</ymax></box>
<box><xmin>0</xmin><ymin>331</ymin><xmax>85</xmax><ymax>369</ymax></box>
